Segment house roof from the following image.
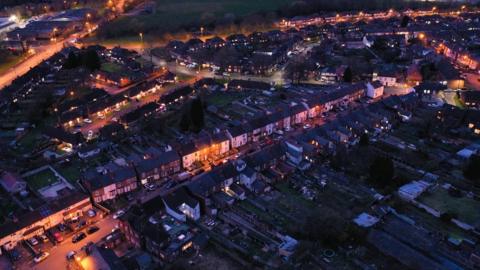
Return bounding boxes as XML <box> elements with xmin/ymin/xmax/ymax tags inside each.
<box><xmin>135</xmin><ymin>151</ymin><xmax>180</xmax><ymax>174</ymax></box>
<box><xmin>83</xmin><ymin>166</ymin><xmax>136</xmax><ymax>190</ymax></box>
<box><xmin>228</xmin><ymin>80</ymin><xmax>271</xmax><ymax>90</ymax></box>
<box><xmin>143</xmin><ymin>222</ymin><xmax>169</xmax><ymax>245</ymax></box>
<box><xmin>0</xmin><ymin>171</ymin><xmax>25</xmax><ymax>192</ymax></box>
<box><xmin>163</xmin><ymin>187</ymin><xmax>199</xmax><ymax>209</ymax></box>
<box><xmin>0</xmin><ymin>192</ymin><xmax>89</xmax><ymax>239</ymax></box>
<box><xmin>43</xmin><ymin>126</ymin><xmax>83</xmax><ymax>145</ymax></box>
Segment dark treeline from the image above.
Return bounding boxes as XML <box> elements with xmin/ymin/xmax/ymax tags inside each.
<box><xmin>97</xmin><ymin>0</ymin><xmax>473</xmax><ymax>40</ymax></box>
<box><xmin>277</xmin><ymin>0</ymin><xmax>467</xmax><ymax>17</ymax></box>
<box><xmin>0</xmin><ymin>0</ymin><xmax>49</xmax><ymax>9</ymax></box>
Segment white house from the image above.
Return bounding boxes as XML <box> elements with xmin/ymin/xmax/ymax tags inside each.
<box><xmin>234</xmin><ymin>160</ymin><xmax>257</xmax><ymax>189</ymax></box>
<box><xmin>366</xmin><ymin>81</ymin><xmax>384</xmax><ymax>99</ymax></box>
<box><xmin>162</xmin><ymin>188</ymin><xmax>200</xmax><ymax>222</ymax></box>
<box><xmin>227</xmin><ymin>126</ymin><xmax>249</xmax><ymax>149</ymax></box>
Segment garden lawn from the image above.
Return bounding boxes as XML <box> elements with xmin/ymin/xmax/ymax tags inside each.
<box><xmin>418</xmin><ymin>187</ymin><xmax>480</xmax><ymax>225</ymax></box>
<box><xmin>25</xmin><ymin>169</ymin><xmax>58</xmax><ymax>190</ymax></box>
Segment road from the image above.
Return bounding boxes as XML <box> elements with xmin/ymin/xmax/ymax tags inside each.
<box><xmin>26</xmin><ymin>216</ymin><xmax>117</xmax><ymax>270</ymax></box>
<box><xmin>465</xmin><ymin>72</ymin><xmax>480</xmax><ymax>90</ymax></box>
<box><xmin>0</xmin><ymin>42</ymin><xmax>65</xmax><ymax>90</ymax></box>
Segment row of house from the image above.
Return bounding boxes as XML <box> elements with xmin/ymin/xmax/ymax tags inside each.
<box><xmin>80</xmin><ymin>82</ymin><xmax>367</xmax><ymax>203</ymax></box>
<box><xmin>81</xmin><ymin>148</ymin><xmax>182</xmax><ymax>203</ymax></box>
<box><xmin>0</xmin><ymin>191</ymin><xmax>91</xmax><ymax>252</ymax></box>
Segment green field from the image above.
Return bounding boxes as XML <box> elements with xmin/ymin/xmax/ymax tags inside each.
<box><xmin>418</xmin><ymin>187</ymin><xmax>480</xmax><ymax>225</ymax></box>
<box><xmin>98</xmin><ymin>0</ymin><xmax>292</xmax><ymax>39</ymax></box>
<box><xmin>25</xmin><ymin>169</ymin><xmax>59</xmax><ymax>190</ymax></box>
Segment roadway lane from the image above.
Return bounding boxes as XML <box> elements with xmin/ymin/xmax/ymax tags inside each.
<box><xmin>27</xmin><ymin>216</ymin><xmax>117</xmax><ymax>270</ymax></box>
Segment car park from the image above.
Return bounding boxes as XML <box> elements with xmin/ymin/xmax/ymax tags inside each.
<box><xmin>33</xmin><ymin>251</ymin><xmax>49</xmax><ymax>263</ymax></box>
<box><xmin>72</xmin><ymin>232</ymin><xmax>86</xmax><ymax>243</ymax></box>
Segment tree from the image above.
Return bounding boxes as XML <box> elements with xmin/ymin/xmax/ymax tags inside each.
<box><xmin>343</xmin><ymin>66</ymin><xmax>353</xmax><ymax>83</ymax></box>
<box><xmin>64</xmin><ymin>51</ymin><xmax>79</xmax><ymax>69</ymax></box>
<box><xmin>82</xmin><ymin>49</ymin><xmax>101</xmax><ymax>71</ymax></box>
<box><xmin>285</xmin><ymin>58</ymin><xmax>310</xmax><ymax>84</ymax></box>
<box><xmin>179</xmin><ymin>110</ymin><xmax>191</xmax><ymax>132</ymax></box>
<box><xmin>400</xmin><ymin>15</ymin><xmax>410</xmax><ymax>27</ymax></box>
<box><xmin>304</xmin><ymin>207</ymin><xmax>348</xmax><ymax>247</ymax></box>
<box><xmin>440</xmin><ymin>211</ymin><xmax>457</xmax><ymax>223</ymax></box>
<box><xmin>190</xmin><ymin>98</ymin><xmax>205</xmax><ymax>132</ymax></box>
<box><xmin>368</xmin><ymin>156</ymin><xmax>394</xmax><ymax>187</ymax></box>
<box><xmin>331</xmin><ymin>144</ymin><xmax>349</xmax><ymax>169</ymax></box>
<box><xmin>359</xmin><ymin>133</ymin><xmax>369</xmax><ymax>146</ymax></box>
<box><xmin>464</xmin><ymin>155</ymin><xmax>480</xmax><ymax>184</ymax></box>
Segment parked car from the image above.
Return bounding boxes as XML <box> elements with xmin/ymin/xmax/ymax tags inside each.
<box><xmin>53</xmin><ymin>232</ymin><xmax>64</xmax><ymax>243</ymax></box>
<box><xmin>75</xmin><ymin>220</ymin><xmax>87</xmax><ymax>230</ymax></box>
<box><xmin>33</xmin><ymin>252</ymin><xmax>49</xmax><ymax>263</ymax></box>
<box><xmin>126</xmin><ymin>193</ymin><xmax>135</xmax><ymax>201</ymax></box>
<box><xmin>87</xmin><ymin>209</ymin><xmax>96</xmax><ymax>217</ymax></box>
<box><xmin>113</xmin><ymin>209</ymin><xmax>125</xmax><ymax>219</ymax></box>
<box><xmin>144</xmin><ymin>183</ymin><xmax>157</xmax><ymax>191</ymax></box>
<box><xmin>58</xmin><ymin>223</ymin><xmax>67</xmax><ymax>232</ymax></box>
<box><xmin>37</xmin><ymin>234</ymin><xmax>49</xmax><ymax>243</ymax></box>
<box><xmin>72</xmin><ymin>232</ymin><xmax>86</xmax><ymax>243</ymax></box>
<box><xmin>87</xmin><ymin>226</ymin><xmax>99</xmax><ymax>235</ymax></box>
<box><xmin>66</xmin><ymin>251</ymin><xmax>77</xmax><ymax>260</ymax></box>
<box><xmin>28</xmin><ymin>237</ymin><xmax>39</xmax><ymax>246</ymax></box>
<box><xmin>7</xmin><ymin>248</ymin><xmax>21</xmax><ymax>261</ymax></box>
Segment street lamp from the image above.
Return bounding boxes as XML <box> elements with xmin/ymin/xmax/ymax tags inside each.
<box><xmin>139</xmin><ymin>32</ymin><xmax>144</xmax><ymax>49</ymax></box>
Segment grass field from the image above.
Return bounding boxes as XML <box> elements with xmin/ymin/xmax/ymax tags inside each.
<box><xmin>0</xmin><ymin>54</ymin><xmax>26</xmax><ymax>75</ymax></box>
<box><xmin>101</xmin><ymin>62</ymin><xmax>123</xmax><ymax>73</ymax></box>
<box><xmin>98</xmin><ymin>0</ymin><xmax>292</xmax><ymax>40</ymax></box>
<box><xmin>25</xmin><ymin>169</ymin><xmax>59</xmax><ymax>190</ymax></box>
<box><xmin>418</xmin><ymin>187</ymin><xmax>480</xmax><ymax>225</ymax></box>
